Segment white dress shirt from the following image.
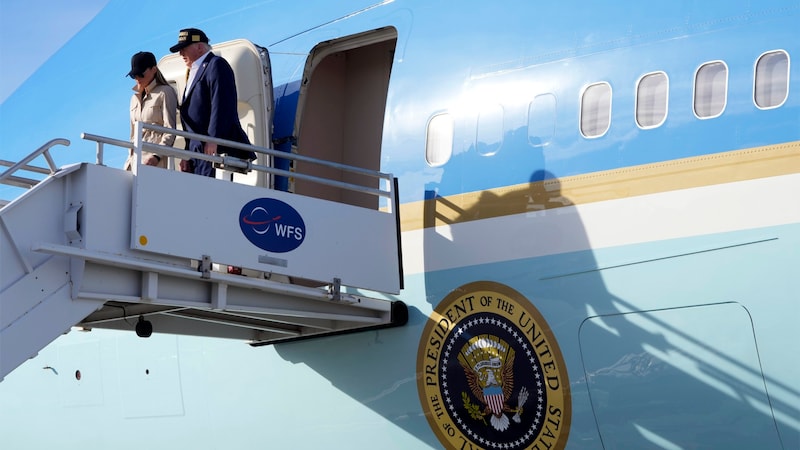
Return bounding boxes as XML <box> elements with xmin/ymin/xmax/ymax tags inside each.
<box><xmin>184</xmin><ymin>49</ymin><xmax>212</xmax><ymax>98</ymax></box>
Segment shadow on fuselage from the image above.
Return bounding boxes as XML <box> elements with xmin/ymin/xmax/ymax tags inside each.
<box><xmin>275</xmin><ymin>154</ymin><xmax>792</xmax><ymax>448</ymax></box>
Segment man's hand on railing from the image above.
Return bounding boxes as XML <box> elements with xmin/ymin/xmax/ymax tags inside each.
<box><xmin>144</xmin><ymin>155</ymin><xmax>161</xmax><ymax>166</ymax></box>
<box><xmin>179</xmin><ymin>159</ymin><xmax>195</xmax><ymax>173</ymax></box>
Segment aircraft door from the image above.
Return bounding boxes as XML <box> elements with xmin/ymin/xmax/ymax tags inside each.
<box><xmin>292</xmin><ymin>27</ymin><xmax>397</xmax><ymax>209</ymax></box>
<box><xmin>158</xmin><ymin>39</ymin><xmax>274</xmax><ymax>187</ymax></box>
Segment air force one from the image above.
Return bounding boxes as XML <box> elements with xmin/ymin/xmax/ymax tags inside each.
<box><xmin>0</xmin><ymin>1</ymin><xmax>798</xmax><ymax>449</ymax></box>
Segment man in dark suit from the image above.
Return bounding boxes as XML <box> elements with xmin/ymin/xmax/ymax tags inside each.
<box><xmin>169</xmin><ymin>28</ymin><xmax>256</xmax><ymax>177</ymax></box>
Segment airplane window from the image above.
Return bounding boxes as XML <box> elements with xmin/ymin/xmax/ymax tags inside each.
<box><xmin>476</xmin><ymin>104</ymin><xmax>504</xmax><ymax>156</ymax></box>
<box><xmin>580</xmin><ymin>82</ymin><xmax>612</xmax><ymax>138</ymax></box>
<box><xmin>426</xmin><ymin>113</ymin><xmax>454</xmax><ymax>166</ymax></box>
<box><xmin>754</xmin><ymin>50</ymin><xmax>789</xmax><ymax>109</ymax></box>
<box><xmin>636</xmin><ymin>72</ymin><xmax>668</xmax><ymax>129</ymax></box>
<box><xmin>528</xmin><ymin>93</ymin><xmax>556</xmax><ymax>147</ymax></box>
<box><xmin>694</xmin><ymin>61</ymin><xmax>728</xmax><ymax>119</ymax></box>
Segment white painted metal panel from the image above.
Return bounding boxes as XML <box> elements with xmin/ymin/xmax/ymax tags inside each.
<box><xmin>132</xmin><ymin>165</ymin><xmax>399</xmax><ymax>293</ymax></box>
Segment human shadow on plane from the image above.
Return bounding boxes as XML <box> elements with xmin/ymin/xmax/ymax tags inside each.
<box><xmin>274</xmin><ymin>149</ymin><xmax>793</xmax><ymax>448</ymax></box>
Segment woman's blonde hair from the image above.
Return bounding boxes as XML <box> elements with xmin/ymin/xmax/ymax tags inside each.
<box><xmin>153</xmin><ymin>68</ymin><xmax>170</xmax><ymax>86</ymax></box>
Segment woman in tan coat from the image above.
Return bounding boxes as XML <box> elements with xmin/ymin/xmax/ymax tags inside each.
<box><xmin>124</xmin><ymin>51</ymin><xmax>177</xmax><ymax>170</ymax></box>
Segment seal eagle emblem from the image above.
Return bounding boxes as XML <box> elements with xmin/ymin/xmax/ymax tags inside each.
<box><xmin>459</xmin><ymin>335</ymin><xmax>529</xmax><ymax>432</ymax></box>
<box><xmin>417</xmin><ymin>281</ymin><xmax>570</xmax><ymax>450</ymax></box>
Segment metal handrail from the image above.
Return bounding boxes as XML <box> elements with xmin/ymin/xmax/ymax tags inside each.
<box><xmin>0</xmin><ymin>138</ymin><xmax>70</xmax><ymax>189</ymax></box>
<box><xmin>82</xmin><ymin>122</ymin><xmax>395</xmax><ymax>201</ymax></box>
<box><xmin>144</xmin><ymin>123</ymin><xmax>393</xmax><ymax>180</ymax></box>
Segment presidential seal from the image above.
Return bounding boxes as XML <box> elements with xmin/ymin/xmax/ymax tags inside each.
<box><xmin>417</xmin><ymin>281</ymin><xmax>570</xmax><ymax>450</ymax></box>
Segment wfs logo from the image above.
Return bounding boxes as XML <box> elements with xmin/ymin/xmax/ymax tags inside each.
<box><xmin>239</xmin><ymin>198</ymin><xmax>306</xmax><ymax>253</ymax></box>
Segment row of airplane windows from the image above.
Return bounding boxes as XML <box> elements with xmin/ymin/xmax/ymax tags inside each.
<box><xmin>425</xmin><ymin>49</ymin><xmax>791</xmax><ymax>167</ymax></box>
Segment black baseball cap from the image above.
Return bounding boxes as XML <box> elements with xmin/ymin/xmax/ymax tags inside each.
<box><xmin>169</xmin><ymin>28</ymin><xmax>209</xmax><ymax>53</ymax></box>
<box><xmin>127</xmin><ymin>51</ymin><xmax>157</xmax><ymax>78</ymax></box>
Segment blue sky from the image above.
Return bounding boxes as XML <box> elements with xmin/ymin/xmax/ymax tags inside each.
<box><xmin>0</xmin><ymin>0</ymin><xmax>110</xmax><ymax>200</ymax></box>
<box><xmin>0</xmin><ymin>0</ymin><xmax>109</xmax><ymax>104</ymax></box>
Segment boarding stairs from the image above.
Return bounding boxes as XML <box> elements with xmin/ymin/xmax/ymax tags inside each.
<box><xmin>0</xmin><ymin>124</ymin><xmax>406</xmax><ymax>381</ymax></box>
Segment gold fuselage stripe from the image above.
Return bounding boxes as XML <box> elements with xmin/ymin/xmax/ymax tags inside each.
<box><xmin>399</xmin><ymin>141</ymin><xmax>800</xmax><ymax>232</ymax></box>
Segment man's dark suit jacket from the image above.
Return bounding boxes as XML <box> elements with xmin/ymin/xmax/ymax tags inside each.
<box><xmin>180</xmin><ymin>53</ymin><xmax>256</xmax><ymax>168</ymax></box>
